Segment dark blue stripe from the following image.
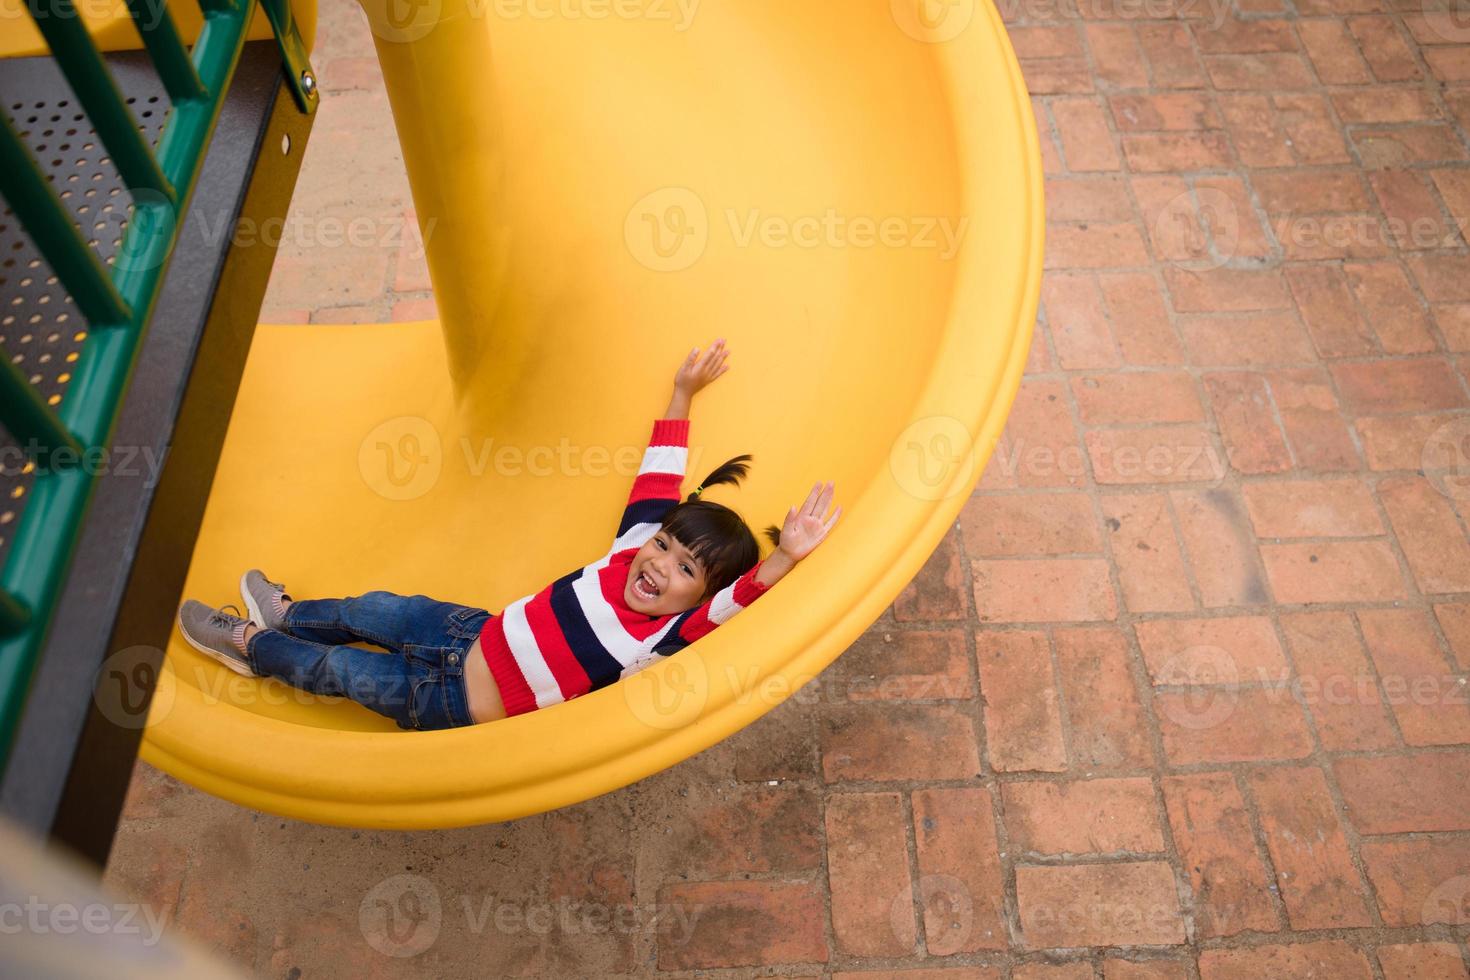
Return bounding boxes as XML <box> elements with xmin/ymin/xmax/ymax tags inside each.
<box><xmin>616</xmin><ymin>497</ymin><xmax>678</xmax><ymax>539</ymax></box>
<box><xmin>549</xmin><ymin>576</ymin><xmax>625</xmax><ymax>691</ymax></box>
<box><xmin>652</xmin><ymin>612</ymin><xmax>695</xmax><ymax>657</ymax></box>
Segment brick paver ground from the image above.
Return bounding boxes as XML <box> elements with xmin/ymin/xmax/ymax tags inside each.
<box><xmin>102</xmin><ymin>0</ymin><xmax>1470</xmax><ymax>976</ymax></box>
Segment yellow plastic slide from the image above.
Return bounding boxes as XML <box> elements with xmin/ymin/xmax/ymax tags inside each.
<box><xmin>136</xmin><ymin>0</ymin><xmax>1043</xmax><ymax>828</ymax></box>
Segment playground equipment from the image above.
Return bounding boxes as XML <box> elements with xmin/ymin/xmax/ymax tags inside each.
<box><xmin>5</xmin><ymin>0</ymin><xmax>1043</xmax><ymax>836</ymax></box>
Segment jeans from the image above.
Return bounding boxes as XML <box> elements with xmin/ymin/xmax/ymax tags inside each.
<box><xmin>244</xmin><ymin>590</ymin><xmax>494</xmax><ymax>731</ymax></box>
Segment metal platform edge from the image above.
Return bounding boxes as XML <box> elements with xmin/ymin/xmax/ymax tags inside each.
<box><xmin>0</xmin><ymin>38</ymin><xmax>315</xmax><ymax>870</ymax></box>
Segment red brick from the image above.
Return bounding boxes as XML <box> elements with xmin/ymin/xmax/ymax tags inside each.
<box><xmin>1136</xmin><ymin>615</ymin><xmax>1288</xmax><ymax>685</ymax></box>
<box><xmin>1242</xmin><ymin>478</ymin><xmax>1383</xmax><ymax>537</ymax></box>
<box><xmin>1026</xmin><ymin>324</ymin><xmax>1053</xmax><ymax>374</ymax></box>
<box><xmin>1253</xmin><ymin>171</ymin><xmax>1371</xmax><ymax>214</ymax></box>
<box><xmin>1178</xmin><ymin>313</ymin><xmax>1317</xmax><ymax>366</ymax></box>
<box><xmin>1110</xmin><ymin>93</ymin><xmax>1220</xmax><ymax>131</ymax></box>
<box><xmin>1037</xmin><ymin>98</ymin><xmax>1065</xmax><ymax>176</ymax></box>
<box><xmin>1436</xmin><ymin>601</ymin><xmax>1470</xmax><ymax>670</ymax></box>
<box><xmin>1360</xmin><ymin>608</ymin><xmax>1470</xmax><ymax>746</ymax></box>
<box><xmin>1193</xmin><ymin>18</ymin><xmax>1297</xmax><ymax>53</ymax></box>
<box><xmin>1435</xmin><ymin>303</ymin><xmax>1470</xmax><ymax>351</ymax></box>
<box><xmin>1349</xmin><ymin>15</ymin><xmax>1422</xmax><ymax>81</ymax></box>
<box><xmin>1052</xmin><ymin>627</ymin><xmax>1155</xmax><ymax>769</ymax></box>
<box><xmin>1357</xmin><ymin>412</ymin><xmax>1465</xmax><ymax>470</ymax></box>
<box><xmin>1086</xmin><ymin>427</ymin><xmax>1225</xmax><ymax>484</ymax></box>
<box><xmin>1427</xmin><ymin>47</ymin><xmax>1470</xmax><ymax>82</ymax></box>
<box><xmin>656</xmin><ymin>879</ymin><xmax>827</xmax><ymax>969</ymax></box>
<box><xmin>1331</xmin><ymin>359</ymin><xmax>1468</xmax><ymax>414</ymax></box>
<box><xmin>1409</xmin><ymin>253</ymin><xmax>1470</xmax><ymax>302</ymax></box>
<box><xmin>1281</xmin><ymin>611</ymin><xmax>1399</xmax><ymax>751</ymax></box>
<box><xmin>1015</xmin><ymin>862</ymin><xmax>1185</xmax><ymax>948</ymax></box>
<box><xmin>1261</xmin><ymin>540</ymin><xmax>1407</xmax><ymax>604</ymax></box>
<box><xmin>1014</xmin><ymin>964</ymin><xmax>1093</xmax><ymax>980</ymax></box>
<box><xmin>1433</xmin><ymin>168</ymin><xmax>1470</xmax><ymax>223</ymax></box>
<box><xmin>1333</xmin><ymin>89</ymin><xmax>1441</xmax><ymax>124</ymax></box>
<box><xmin>1045</xmin><ymin>222</ymin><xmax>1150</xmax><ymax>270</ymax></box>
<box><xmin>1376</xmin><ymin>943</ymin><xmax>1470</xmax><ymax>980</ymax></box>
<box><xmin>820</xmin><ymin>702</ymin><xmax>982</xmax><ymax>782</ymax></box>
<box><xmin>1297</xmin><ymin>19</ymin><xmax>1373</xmax><ymax>84</ymax></box>
<box><xmin>980</xmin><ymin>380</ymin><xmax>1087</xmax><ymax>491</ymax></box>
<box><xmin>1268</xmin><ymin>368</ymin><xmax>1360</xmax><ymax>471</ymax></box>
<box><xmin>1361</xmin><ymin>837</ymin><xmax>1470</xmax><ymax>926</ymax></box>
<box><xmin>833</xmin><ymin>971</ymin><xmax>1000</xmax><ymax>980</ymax></box>
<box><xmin>1345</xmin><ymin>260</ymin><xmax>1438</xmax><ymax>354</ymax></box>
<box><xmin>1249</xmin><ymin>765</ymin><xmax>1374</xmax><ymax>930</ymax></box>
<box><xmin>1087</xmin><ymin>24</ymin><xmax>1149</xmax><ymax>89</ymax></box>
<box><xmin>826</xmin><ymin>792</ymin><xmax>914</xmax><ymax>957</ymax></box>
<box><xmin>1045</xmin><ymin>177</ymin><xmax>1135</xmax><ymax>223</ymax></box>
<box><xmin>389</xmin><ymin>296</ymin><xmax>437</xmax><ymax>322</ymax></box>
<box><xmin>1164</xmin><ymin>267</ymin><xmax>1290</xmax><ymax>313</ymax></box>
<box><xmin>1370</xmin><ymin>126</ymin><xmax>1470</xmax><ymax>171</ymax></box>
<box><xmin>1001</xmin><ymin>777</ymin><xmax>1164</xmax><ymax>855</ymax></box>
<box><xmin>1122</xmin><ymin>132</ymin><xmax>1234</xmax><ymax>172</ymax></box>
<box><xmin>1219</xmin><ymin>94</ymin><xmax>1294</xmax><ymax>167</ymax></box>
<box><xmin>1053</xmin><ymin>99</ymin><xmax>1121</xmax><ymax>172</ymax></box>
<box><xmin>960</xmin><ymin>492</ymin><xmax>1100</xmax><ymax>557</ymax></box>
<box><xmin>1097</xmin><ymin>272</ymin><xmax>1185</xmax><ymax>366</ymax></box>
<box><xmin>1072</xmin><ymin>372</ymin><xmax>1203</xmax><ymax>425</ymax></box>
<box><xmin>974</xmin><ymin>558</ymin><xmax>1117</xmax><ymax>623</ymax></box>
<box><xmin>1279</xmin><ymin>94</ymin><xmax>1353</xmax><ymax>165</ymax></box>
<box><xmin>1371</xmin><ymin>170</ymin><xmax>1457</xmax><ymax>250</ymax></box>
<box><xmin>834</xmin><ymin>630</ymin><xmax>973</xmax><ymax>701</ymax></box>
<box><xmin>1104</xmin><ymin>961</ymin><xmax>1190</xmax><ymax>980</ymax></box>
<box><xmin>976</xmin><ymin>630</ymin><xmax>1067</xmax><ymax>772</ymax></box>
<box><xmin>1101</xmin><ymin>494</ymin><xmax>1195</xmax><ymax>613</ymax></box>
<box><xmin>1195</xmin><ymin>175</ymin><xmax>1272</xmax><ymax>260</ymax></box>
<box><xmin>1286</xmin><ymin>264</ymin><xmax>1378</xmax><ymax>357</ymax></box>
<box><xmin>1138</xmin><ymin>23</ymin><xmax>1208</xmax><ymax>89</ymax></box>
<box><xmin>1379</xmin><ymin>476</ymin><xmax>1470</xmax><ymax>594</ymax></box>
<box><xmin>1156</xmin><ymin>685</ymin><xmax>1314</xmax><ymax>763</ymax></box>
<box><xmin>1162</xmin><ymin>771</ymin><xmax>1279</xmax><ymax>938</ymax></box>
<box><xmin>1204</xmin><ymin>52</ymin><xmax>1315</xmax><ymax>90</ymax></box>
<box><xmin>1204</xmin><ymin>372</ymin><xmax>1293</xmax><ymax>474</ymax></box>
<box><xmin>1200</xmin><ymin>942</ymin><xmax>1374</xmax><ymax>980</ymax></box>
<box><xmin>1043</xmin><ymin>275</ymin><xmax>1123</xmax><ymax>370</ymax></box>
<box><xmin>1132</xmin><ymin>174</ymin><xmax>1206</xmax><ymax>266</ymax></box>
<box><xmin>1023</xmin><ymin>58</ymin><xmax>1096</xmax><ymax>95</ymax></box>
<box><xmin>912</xmin><ymin>787</ymin><xmax>1009</xmax><ymax>953</ymax></box>
<box><xmin>310</xmin><ymin>303</ymin><xmax>384</xmax><ymax>324</ymax></box>
<box><xmin>1335</xmin><ymin>753</ymin><xmax>1470</xmax><ymax>834</ymax></box>
<box><xmin>1273</xmin><ymin>210</ymin><xmax>1394</xmax><ymax>261</ymax></box>
<box><xmin>894</xmin><ymin>525</ymin><xmax>968</xmax><ymax>622</ymax></box>
<box><xmin>1011</xmin><ymin>25</ymin><xmax>1085</xmax><ymax>58</ymax></box>
<box><xmin>1171</xmin><ymin>488</ymin><xmax>1270</xmax><ymax>607</ymax></box>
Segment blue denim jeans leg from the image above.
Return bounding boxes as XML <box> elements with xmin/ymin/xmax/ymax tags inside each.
<box><xmin>243</xmin><ymin>590</ymin><xmax>493</xmax><ymax>731</ymax></box>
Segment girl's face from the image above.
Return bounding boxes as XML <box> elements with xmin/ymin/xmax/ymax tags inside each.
<box><xmin>625</xmin><ymin>530</ymin><xmax>708</xmax><ymax>616</ymax></box>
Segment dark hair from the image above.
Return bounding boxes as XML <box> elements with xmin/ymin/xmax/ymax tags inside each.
<box><xmin>659</xmin><ymin>454</ymin><xmax>781</xmax><ymax>602</ymax></box>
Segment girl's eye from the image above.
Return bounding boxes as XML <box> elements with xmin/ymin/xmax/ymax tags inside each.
<box><xmin>681</xmin><ymin>564</ymin><xmax>692</xmax><ymax>576</ymax></box>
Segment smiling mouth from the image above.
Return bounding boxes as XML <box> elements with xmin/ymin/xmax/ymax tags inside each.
<box><xmin>633</xmin><ymin>570</ymin><xmax>661</xmax><ymax>601</ymax></box>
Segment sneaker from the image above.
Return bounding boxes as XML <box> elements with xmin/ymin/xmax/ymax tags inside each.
<box><xmin>177</xmin><ymin>600</ymin><xmax>257</xmax><ymax>676</ymax></box>
<box><xmin>240</xmin><ymin>569</ymin><xmax>292</xmax><ymax>632</ymax></box>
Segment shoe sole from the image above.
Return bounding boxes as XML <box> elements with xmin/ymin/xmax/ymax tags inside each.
<box><xmin>176</xmin><ymin>607</ymin><xmax>257</xmax><ymax>677</ymax></box>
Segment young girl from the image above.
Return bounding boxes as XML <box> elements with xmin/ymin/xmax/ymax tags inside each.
<box><xmin>176</xmin><ymin>339</ymin><xmax>842</xmax><ymax>730</ymax></box>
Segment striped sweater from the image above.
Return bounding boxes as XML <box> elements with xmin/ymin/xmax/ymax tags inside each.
<box><xmin>479</xmin><ymin>418</ymin><xmax>770</xmax><ymax>717</ymax></box>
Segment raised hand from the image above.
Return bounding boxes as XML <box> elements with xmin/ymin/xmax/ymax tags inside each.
<box><xmin>674</xmin><ymin>338</ymin><xmax>731</xmax><ymax>397</ymax></box>
<box><xmin>778</xmin><ymin>480</ymin><xmax>842</xmax><ymax>562</ymax></box>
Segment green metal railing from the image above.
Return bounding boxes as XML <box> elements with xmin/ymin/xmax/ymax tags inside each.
<box><xmin>0</xmin><ymin>0</ymin><xmax>316</xmax><ymax>765</ymax></box>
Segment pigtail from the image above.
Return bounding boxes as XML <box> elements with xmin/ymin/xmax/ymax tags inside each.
<box><xmin>763</xmin><ymin>524</ymin><xmax>781</xmax><ymax>549</ymax></box>
<box><xmin>686</xmin><ymin>454</ymin><xmax>753</xmax><ymax>502</ymax></box>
